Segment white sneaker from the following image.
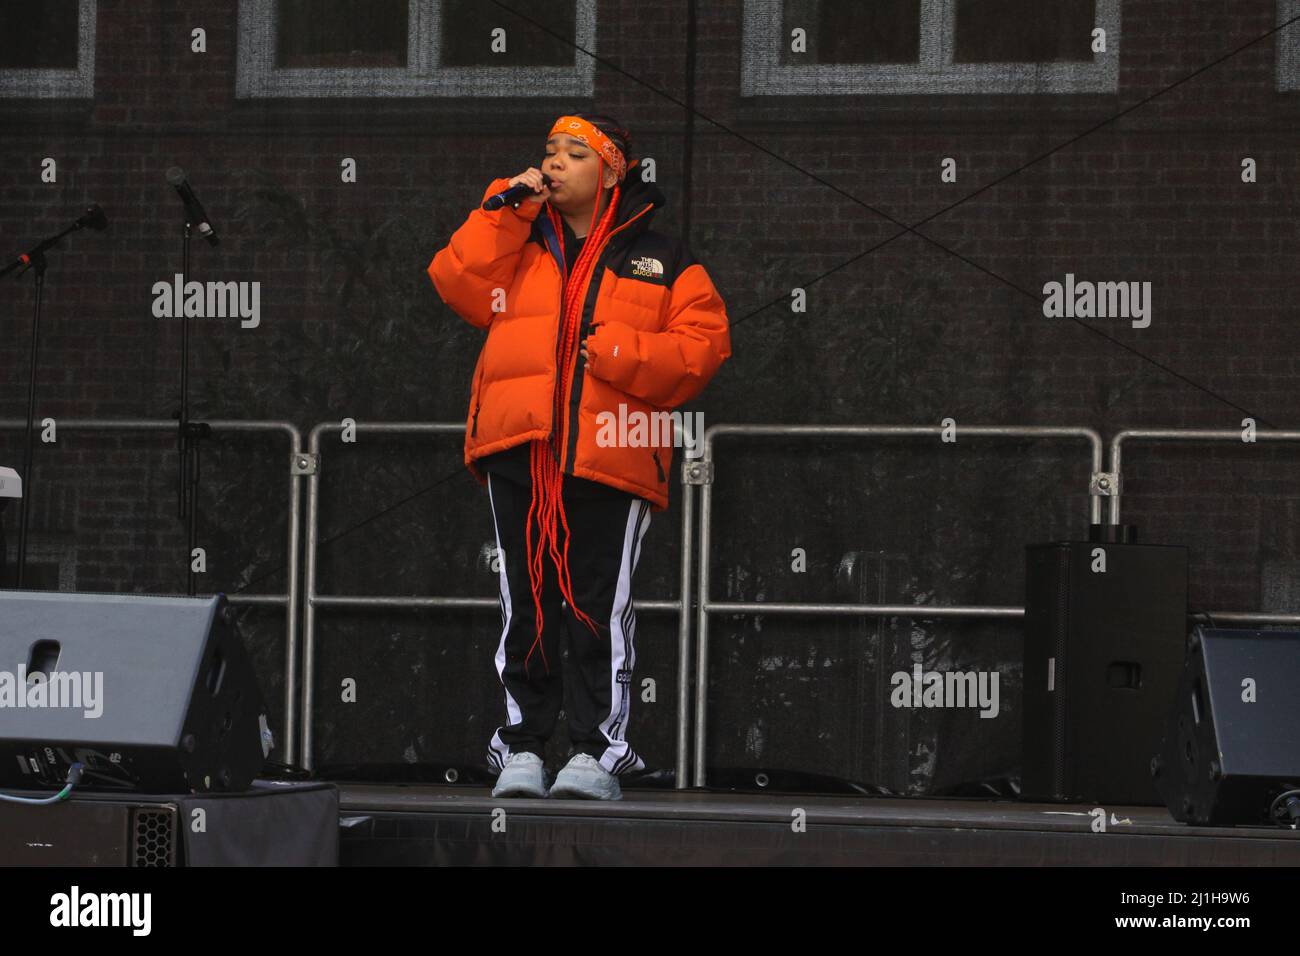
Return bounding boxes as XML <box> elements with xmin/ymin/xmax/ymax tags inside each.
<box><xmin>548</xmin><ymin>753</ymin><xmax>622</xmax><ymax>800</ymax></box>
<box><xmin>491</xmin><ymin>751</ymin><xmax>549</xmax><ymax>798</ymax></box>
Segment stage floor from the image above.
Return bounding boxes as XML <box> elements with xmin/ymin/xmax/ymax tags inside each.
<box><xmin>334</xmin><ymin>784</ymin><xmax>1300</xmax><ymax>866</ymax></box>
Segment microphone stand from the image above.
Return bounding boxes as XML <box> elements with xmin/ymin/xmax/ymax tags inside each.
<box><xmin>2</xmin><ymin>212</ymin><xmax>103</xmax><ymax>587</ymax></box>
<box><xmin>176</xmin><ymin>218</ymin><xmax>210</xmax><ymax>597</ymax></box>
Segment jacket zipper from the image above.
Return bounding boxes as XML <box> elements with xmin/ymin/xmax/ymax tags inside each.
<box><xmin>471</xmin><ymin>362</ymin><xmax>485</xmax><ymax>437</ymax></box>
<box><xmin>557</xmin><ymin>203</ymin><xmax>655</xmax><ymax>476</ymax></box>
<box><xmin>557</xmin><ymin>263</ymin><xmax>598</xmax><ymax>466</ymax></box>
<box><xmin>548</xmin><ymin>249</ymin><xmax>566</xmax><ymax>460</ymax></box>
<box><xmin>652</xmin><ymin>448</ymin><xmax>665</xmax><ymax>483</ymax></box>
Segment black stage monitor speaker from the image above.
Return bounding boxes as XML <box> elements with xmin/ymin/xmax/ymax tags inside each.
<box><xmin>0</xmin><ymin>782</ymin><xmax>339</xmax><ymax>865</ymax></box>
<box><xmin>0</xmin><ymin>590</ymin><xmax>270</xmax><ymax>793</ymax></box>
<box><xmin>1153</xmin><ymin>626</ymin><xmax>1300</xmax><ymax>826</ymax></box>
<box><xmin>1023</xmin><ymin>541</ymin><xmax>1188</xmax><ymax>805</ymax></box>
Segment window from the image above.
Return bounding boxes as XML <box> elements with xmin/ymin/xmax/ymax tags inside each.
<box><xmin>440</xmin><ymin>0</ymin><xmax>578</xmax><ymax>67</ymax></box>
<box><xmin>952</xmin><ymin>0</ymin><xmax>1097</xmax><ymax>64</ymax></box>
<box><xmin>1277</xmin><ymin>0</ymin><xmax>1300</xmax><ymax>91</ymax></box>
<box><xmin>237</xmin><ymin>0</ymin><xmax>595</xmax><ymax>98</ymax></box>
<box><xmin>0</xmin><ymin>0</ymin><xmax>96</xmax><ymax>98</ymax></box>
<box><xmin>745</xmin><ymin>0</ymin><xmax>1120</xmax><ymax>96</ymax></box>
<box><xmin>275</xmin><ymin>0</ymin><xmax>410</xmax><ymax>69</ymax></box>
<box><xmin>777</xmin><ymin>0</ymin><xmax>922</xmax><ymax>66</ymax></box>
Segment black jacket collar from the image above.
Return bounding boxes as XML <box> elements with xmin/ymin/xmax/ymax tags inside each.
<box><xmin>608</xmin><ymin>159</ymin><xmax>665</xmax><ymax>240</ymax></box>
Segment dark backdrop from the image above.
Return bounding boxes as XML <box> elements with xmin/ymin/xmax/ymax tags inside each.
<box><xmin>2</xmin><ymin>0</ymin><xmax>1298</xmax><ymax>794</ymax></box>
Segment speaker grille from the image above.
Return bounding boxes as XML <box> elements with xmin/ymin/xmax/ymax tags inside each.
<box><xmin>131</xmin><ymin>807</ymin><xmax>176</xmax><ymax>867</ymax></box>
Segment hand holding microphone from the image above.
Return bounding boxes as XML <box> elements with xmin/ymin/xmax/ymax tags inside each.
<box><xmin>483</xmin><ymin>168</ymin><xmax>554</xmax><ymax>210</ymax></box>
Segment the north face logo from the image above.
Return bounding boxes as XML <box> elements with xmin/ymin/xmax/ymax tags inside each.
<box><xmin>630</xmin><ymin>256</ymin><xmax>664</xmax><ymax>279</ymax></box>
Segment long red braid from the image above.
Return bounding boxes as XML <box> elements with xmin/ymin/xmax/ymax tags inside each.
<box><xmin>522</xmin><ymin>153</ymin><xmax>622</xmax><ymax>677</ymax></box>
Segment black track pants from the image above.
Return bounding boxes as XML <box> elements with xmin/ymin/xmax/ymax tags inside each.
<box><xmin>484</xmin><ymin>471</ymin><xmax>652</xmax><ymax>776</ymax></box>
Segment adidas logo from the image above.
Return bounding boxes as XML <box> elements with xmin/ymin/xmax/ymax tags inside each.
<box><xmin>630</xmin><ymin>256</ymin><xmax>664</xmax><ymax>279</ymax></box>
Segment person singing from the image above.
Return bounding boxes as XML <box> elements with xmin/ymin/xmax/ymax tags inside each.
<box><xmin>428</xmin><ymin>113</ymin><xmax>731</xmax><ymax>799</ymax></box>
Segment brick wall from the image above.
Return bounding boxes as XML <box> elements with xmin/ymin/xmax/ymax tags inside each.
<box><xmin>1</xmin><ymin>1</ymin><xmax>1297</xmax><ymax>782</ymax></box>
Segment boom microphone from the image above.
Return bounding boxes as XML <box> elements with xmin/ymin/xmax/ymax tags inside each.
<box><xmin>166</xmin><ymin>167</ymin><xmax>219</xmax><ymax>246</ymax></box>
<box><xmin>483</xmin><ymin>173</ymin><xmax>553</xmax><ymax>211</ymax></box>
<box><xmin>1</xmin><ymin>205</ymin><xmax>109</xmax><ymax>280</ymax></box>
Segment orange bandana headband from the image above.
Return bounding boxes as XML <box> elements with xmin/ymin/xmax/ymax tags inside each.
<box><xmin>549</xmin><ymin>115</ymin><xmax>628</xmax><ymax>182</ymax></box>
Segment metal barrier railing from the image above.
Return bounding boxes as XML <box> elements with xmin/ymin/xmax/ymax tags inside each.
<box><xmin>14</xmin><ymin>418</ymin><xmax>1300</xmax><ymax>786</ymax></box>
<box><xmin>1108</xmin><ymin>427</ymin><xmax>1300</xmax><ymax>626</ymax></box>
<box><xmin>690</xmin><ymin>423</ymin><xmax>1105</xmax><ymax>788</ymax></box>
<box><xmin>0</xmin><ymin>417</ymin><xmax>305</xmax><ymax>762</ymax></box>
<box><xmin>299</xmin><ymin>421</ymin><xmax>696</xmax><ymax>781</ymax></box>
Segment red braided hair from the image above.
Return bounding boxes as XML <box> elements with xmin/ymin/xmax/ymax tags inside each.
<box><xmin>522</xmin><ymin>153</ymin><xmax>623</xmax><ymax>677</ymax></box>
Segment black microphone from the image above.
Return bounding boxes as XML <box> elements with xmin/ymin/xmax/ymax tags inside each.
<box><xmin>482</xmin><ymin>173</ymin><xmax>553</xmax><ymax>211</ymax></box>
<box><xmin>2</xmin><ymin>205</ymin><xmax>110</xmax><ymax>280</ymax></box>
<box><xmin>166</xmin><ymin>167</ymin><xmax>219</xmax><ymax>245</ymax></box>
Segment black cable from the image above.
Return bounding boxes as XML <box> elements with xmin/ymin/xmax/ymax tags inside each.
<box><xmin>0</xmin><ymin>761</ymin><xmax>84</xmax><ymax>805</ymax></box>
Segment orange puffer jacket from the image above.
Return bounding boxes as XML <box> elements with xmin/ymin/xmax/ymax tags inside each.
<box><xmin>428</xmin><ymin>168</ymin><xmax>731</xmax><ymax>512</ymax></box>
